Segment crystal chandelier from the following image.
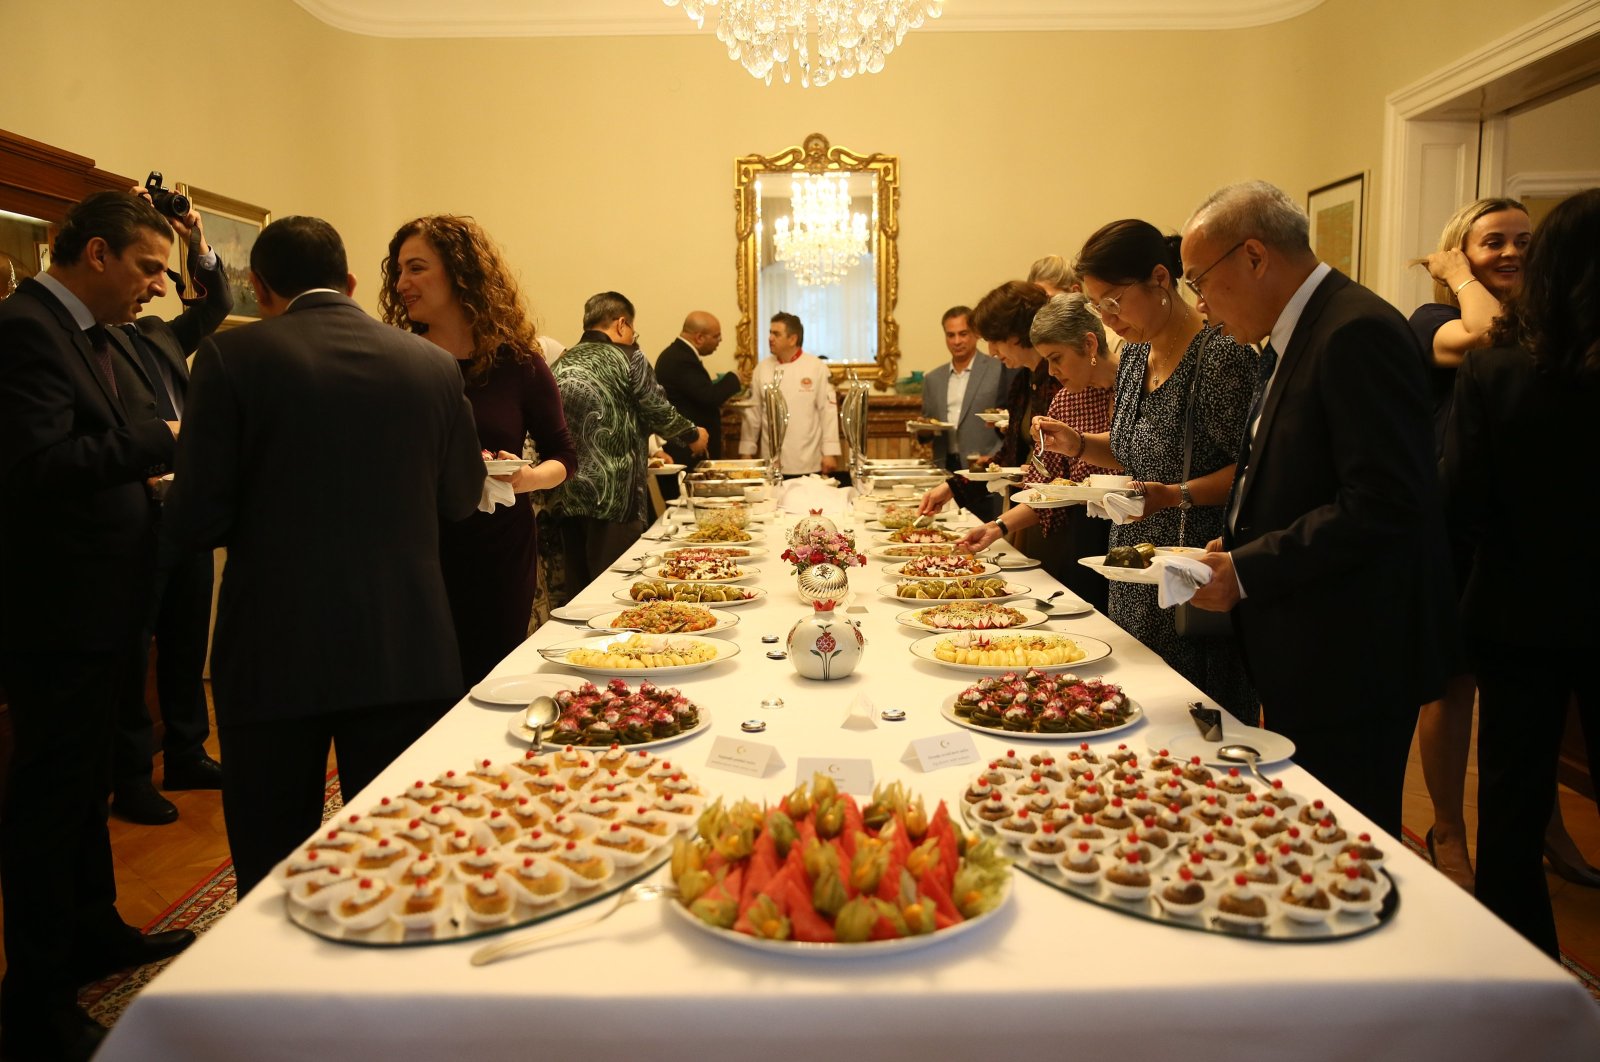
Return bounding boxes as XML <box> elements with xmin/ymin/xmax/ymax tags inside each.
<box><xmin>663</xmin><ymin>0</ymin><xmax>944</xmax><ymax>88</ymax></box>
<box><xmin>766</xmin><ymin>174</ymin><xmax>870</xmax><ymax>287</ymax></box>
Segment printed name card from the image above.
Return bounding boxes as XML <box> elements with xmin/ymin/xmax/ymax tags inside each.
<box><xmin>706</xmin><ymin>736</ymin><xmax>784</xmax><ymax>778</ymax></box>
<box><xmin>794</xmin><ymin>757</ymin><xmax>876</xmax><ymax>795</ymax></box>
<box><xmin>901</xmin><ymin>732</ymin><xmax>981</xmax><ymax>773</ymax></box>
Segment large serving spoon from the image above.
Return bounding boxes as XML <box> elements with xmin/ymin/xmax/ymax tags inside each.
<box><xmin>1217</xmin><ymin>743</ymin><xmax>1271</xmax><ymax>789</ymax></box>
<box><xmin>1029</xmin><ymin>423</ymin><xmax>1051</xmax><ymax>476</ymax></box>
<box><xmin>469</xmin><ymin>883</ymin><xmax>679</xmax><ymax>966</ymax></box>
<box><xmin>522</xmin><ymin>695</ymin><xmax>559</xmax><ymax>755</ymax></box>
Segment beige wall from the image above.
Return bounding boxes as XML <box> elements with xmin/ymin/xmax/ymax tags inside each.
<box><xmin>0</xmin><ymin>0</ymin><xmax>1556</xmax><ymax>376</ymax></box>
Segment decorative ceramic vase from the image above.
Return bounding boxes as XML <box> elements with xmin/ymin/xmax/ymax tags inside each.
<box><xmin>789</xmin><ymin>509</ymin><xmax>838</xmax><ymax>545</ymax></box>
<box><xmin>788</xmin><ymin>563</ymin><xmax>863</xmax><ymax>679</ymax></box>
<box><xmin>787</xmin><ymin>601</ymin><xmax>865</xmax><ymax>681</ymax></box>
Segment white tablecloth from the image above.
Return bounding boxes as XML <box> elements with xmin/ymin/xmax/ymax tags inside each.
<box><xmin>100</xmin><ymin>504</ymin><xmax>1600</xmax><ymax>1060</ymax></box>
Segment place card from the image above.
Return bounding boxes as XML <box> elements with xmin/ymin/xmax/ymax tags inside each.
<box><xmin>794</xmin><ymin>757</ymin><xmax>875</xmax><ymax>795</ymax></box>
<box><xmin>901</xmin><ymin>732</ymin><xmax>981</xmax><ymax>773</ymax></box>
<box><xmin>706</xmin><ymin>736</ymin><xmax>785</xmax><ymax>778</ymax></box>
<box><xmin>842</xmin><ymin>694</ymin><xmax>877</xmax><ymax>731</ymax></box>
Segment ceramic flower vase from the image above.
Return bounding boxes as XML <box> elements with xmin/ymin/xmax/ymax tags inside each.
<box><xmin>787</xmin><ymin>600</ymin><xmax>864</xmax><ymax>681</ymax></box>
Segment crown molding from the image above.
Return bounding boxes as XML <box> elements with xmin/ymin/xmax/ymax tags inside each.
<box><xmin>292</xmin><ymin>0</ymin><xmax>1327</xmax><ymax>40</ymax></box>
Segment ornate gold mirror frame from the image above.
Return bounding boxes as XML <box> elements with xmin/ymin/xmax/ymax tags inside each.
<box><xmin>733</xmin><ymin>133</ymin><xmax>900</xmax><ymax>390</ymax></box>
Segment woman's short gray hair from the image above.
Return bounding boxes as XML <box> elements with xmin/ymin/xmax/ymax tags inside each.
<box><xmin>1030</xmin><ymin>292</ymin><xmax>1107</xmax><ymax>351</ymax></box>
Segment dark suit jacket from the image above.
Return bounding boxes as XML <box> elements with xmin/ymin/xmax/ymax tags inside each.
<box><xmin>656</xmin><ymin>337</ymin><xmax>740</xmax><ymax>462</ymax></box>
<box><xmin>164</xmin><ymin>292</ymin><xmax>486</xmax><ymax>722</ymax></box>
<box><xmin>1226</xmin><ymin>270</ymin><xmax>1451</xmax><ymax>721</ymax></box>
<box><xmin>921</xmin><ymin>353</ymin><xmax>1011</xmax><ymax>467</ymax></box>
<box><xmin>1441</xmin><ymin>345</ymin><xmax>1599</xmax><ymax>651</ymax></box>
<box><xmin>107</xmin><ymin>250</ymin><xmax>234</xmax><ymax>413</ymax></box>
<box><xmin>0</xmin><ymin>278</ymin><xmax>176</xmax><ymax>651</ymax></box>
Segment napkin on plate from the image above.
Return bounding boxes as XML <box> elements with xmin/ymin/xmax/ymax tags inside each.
<box><xmin>1086</xmin><ymin>490</ymin><xmax>1145</xmax><ymax>524</ymax></box>
<box><xmin>1152</xmin><ymin>554</ymin><xmax>1213</xmax><ymax>608</ymax></box>
<box><xmin>478</xmin><ymin>476</ymin><xmax>516</xmax><ymax>513</ymax></box>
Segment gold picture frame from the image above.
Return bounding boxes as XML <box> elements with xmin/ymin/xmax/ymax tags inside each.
<box><xmin>177</xmin><ymin>185</ymin><xmax>271</xmax><ymax>329</ymax></box>
<box><xmin>1307</xmin><ymin>173</ymin><xmax>1365</xmax><ymax>282</ymax></box>
<box><xmin>734</xmin><ymin>133</ymin><xmax>901</xmax><ymax>389</ymax></box>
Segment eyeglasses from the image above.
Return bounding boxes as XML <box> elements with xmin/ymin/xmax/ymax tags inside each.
<box><xmin>1184</xmin><ymin>240</ymin><xmax>1246</xmax><ymax>300</ymax></box>
<box><xmin>1084</xmin><ymin>283</ymin><xmax>1131</xmax><ymax>319</ymax></box>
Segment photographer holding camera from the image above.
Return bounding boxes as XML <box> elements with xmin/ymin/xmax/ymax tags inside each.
<box><xmin>107</xmin><ymin>173</ymin><xmax>234</xmax><ymax>826</ymax></box>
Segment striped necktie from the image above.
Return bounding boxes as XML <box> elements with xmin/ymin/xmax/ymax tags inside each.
<box><xmin>85</xmin><ymin>325</ymin><xmax>120</xmax><ymax>401</ymax></box>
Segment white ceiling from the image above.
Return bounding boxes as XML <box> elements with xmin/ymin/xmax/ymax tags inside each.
<box><xmin>293</xmin><ymin>0</ymin><xmax>1327</xmax><ymax>38</ymax></box>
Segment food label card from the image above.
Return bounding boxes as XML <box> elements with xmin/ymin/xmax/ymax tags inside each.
<box><xmin>794</xmin><ymin>757</ymin><xmax>875</xmax><ymax>795</ymax></box>
<box><xmin>706</xmin><ymin>736</ymin><xmax>785</xmax><ymax>778</ymax></box>
<box><xmin>901</xmin><ymin>732</ymin><xmax>981</xmax><ymax>773</ymax></box>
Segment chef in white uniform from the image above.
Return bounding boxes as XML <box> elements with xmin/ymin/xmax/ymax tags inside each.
<box><xmin>739</xmin><ymin>312</ymin><xmax>842</xmax><ymax>476</ymax></box>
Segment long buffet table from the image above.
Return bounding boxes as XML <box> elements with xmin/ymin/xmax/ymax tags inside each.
<box><xmin>100</xmin><ymin>490</ymin><xmax>1600</xmax><ymax>1060</ymax></box>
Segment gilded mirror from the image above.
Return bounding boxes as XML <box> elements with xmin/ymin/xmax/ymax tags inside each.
<box><xmin>733</xmin><ymin>133</ymin><xmax>900</xmax><ymax>389</ymax></box>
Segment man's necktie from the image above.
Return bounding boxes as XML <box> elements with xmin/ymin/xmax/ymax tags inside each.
<box><xmin>122</xmin><ymin>325</ymin><xmax>179</xmax><ymax>420</ymax></box>
<box><xmin>85</xmin><ymin>325</ymin><xmax>120</xmax><ymax>401</ymax></box>
<box><xmin>1225</xmin><ymin>341</ymin><xmax>1279</xmax><ymax>534</ymax></box>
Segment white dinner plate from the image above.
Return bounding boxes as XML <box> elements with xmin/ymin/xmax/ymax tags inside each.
<box><xmin>882</xmin><ymin>561</ymin><xmax>999</xmax><ymax>579</ymax></box>
<box><xmin>538</xmin><ymin>633</ymin><xmax>740</xmax><ymax>677</ymax></box>
<box><xmin>483</xmin><ymin>459</ymin><xmax>528</xmax><ymax>475</ymax></box>
<box><xmin>643</xmin><ymin>564</ymin><xmax>759</xmax><ymax>584</ymax></box>
<box><xmin>666</xmin><ymin>531</ymin><xmax>764</xmax><ymax>547</ymax></box>
<box><xmin>658</xmin><ymin>544</ymin><xmax>769</xmax><ymax>562</ymax></box>
<box><xmin>905</xmin><ymin>419</ymin><xmax>955</xmax><ymax>433</ymax></box>
<box><xmin>974</xmin><ymin>412</ymin><xmax>1009</xmax><ymax>425</ymax></box>
<box><xmin>939</xmin><ymin>693</ymin><xmax>1145</xmax><ymax>741</ymax></box>
<box><xmin>867</xmin><ymin>543</ymin><xmax>986</xmax><ymax>561</ymax></box>
<box><xmin>876</xmin><ymin>581</ymin><xmax>1031</xmax><ymax>605</ymax></box>
<box><xmin>864</xmin><ymin>518</ymin><xmax>947</xmax><ymax>532</ymax></box>
<box><xmin>584</xmin><ymin>607</ymin><xmax>739</xmax><ymax>636</ymax></box>
<box><xmin>1077</xmin><ymin>547</ymin><xmax>1206</xmax><ymax>585</ymax></box>
<box><xmin>548</xmin><ymin>602</ymin><xmax>617</xmax><ymax>623</ymax></box>
<box><xmin>1012</xmin><ymin>489</ymin><xmax>1086</xmax><ymax>510</ymax></box>
<box><xmin>667</xmin><ymin>873</ymin><xmax>1011</xmax><ymax>956</ymax></box>
<box><xmin>648</xmin><ymin>464</ymin><xmax>686</xmax><ymax>475</ymax></box>
<box><xmin>469</xmin><ymin>673</ymin><xmax>573</xmax><ymax>708</ymax></box>
<box><xmin>894</xmin><ymin>605</ymin><xmax>1048</xmax><ymax>633</ymax></box>
<box><xmin>992</xmin><ymin>553</ymin><xmax>1042</xmax><ymax>572</ymax></box>
<box><xmin>952</xmin><ymin>469</ymin><xmax>1021</xmax><ymax>482</ymax></box>
<box><xmin>909</xmin><ymin>631</ymin><xmax>1113</xmax><ymax>673</ymax></box>
<box><xmin>612</xmin><ymin>584</ymin><xmax>767</xmax><ymax>607</ymax></box>
<box><xmin>1158</xmin><ymin>724</ymin><xmax>1297</xmax><ymax>767</ymax></box>
<box><xmin>506</xmin><ymin>702</ymin><xmax>711</xmax><ymax>750</ymax></box>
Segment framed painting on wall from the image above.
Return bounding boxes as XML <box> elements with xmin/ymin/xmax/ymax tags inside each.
<box><xmin>177</xmin><ymin>185</ymin><xmax>271</xmax><ymax>328</ymax></box>
<box><xmin>1307</xmin><ymin>173</ymin><xmax>1365</xmax><ymax>281</ymax></box>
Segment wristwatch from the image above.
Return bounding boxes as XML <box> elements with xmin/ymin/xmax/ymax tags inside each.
<box><xmin>994</xmin><ymin>515</ymin><xmax>1011</xmax><ymax>537</ymax></box>
<box><xmin>1178</xmin><ymin>482</ymin><xmax>1195</xmax><ymax>510</ymax></box>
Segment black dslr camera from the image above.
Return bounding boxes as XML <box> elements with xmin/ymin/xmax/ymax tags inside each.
<box><xmin>144</xmin><ymin>171</ymin><xmax>191</xmax><ymax>219</ymax></box>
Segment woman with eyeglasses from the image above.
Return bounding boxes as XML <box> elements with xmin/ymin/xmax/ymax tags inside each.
<box><xmin>1034</xmin><ymin>220</ymin><xmax>1259</xmax><ymax>722</ymax></box>
<box><xmin>1440</xmin><ymin>188</ymin><xmax>1600</xmax><ymax>958</ymax></box>
<box><xmin>380</xmin><ymin>215</ymin><xmax>577</xmax><ymax>687</ymax></box>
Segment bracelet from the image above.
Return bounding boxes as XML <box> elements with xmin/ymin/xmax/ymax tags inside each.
<box><xmin>1453</xmin><ymin>277</ymin><xmax>1481</xmax><ymax>296</ymax></box>
<box><xmin>1069</xmin><ymin>430</ymin><xmax>1087</xmax><ymax>459</ymax></box>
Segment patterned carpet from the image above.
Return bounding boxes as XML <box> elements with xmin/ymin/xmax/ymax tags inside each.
<box><xmin>76</xmin><ymin>785</ymin><xmax>1600</xmax><ymax>1027</ymax></box>
<box><xmin>80</xmin><ymin>774</ymin><xmax>346</xmax><ymax>1027</ymax></box>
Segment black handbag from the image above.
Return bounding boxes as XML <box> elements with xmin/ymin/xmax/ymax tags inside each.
<box><xmin>1172</xmin><ymin>335</ymin><xmax>1234</xmax><ymax>641</ymax></box>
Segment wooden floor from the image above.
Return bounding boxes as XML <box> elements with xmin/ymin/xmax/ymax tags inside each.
<box><xmin>0</xmin><ymin>694</ymin><xmax>1597</xmax><ymax>987</ymax></box>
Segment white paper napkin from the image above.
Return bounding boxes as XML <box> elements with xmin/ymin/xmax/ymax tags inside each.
<box><xmin>1086</xmin><ymin>490</ymin><xmax>1145</xmax><ymax>524</ymax></box>
<box><xmin>478</xmin><ymin>476</ymin><xmax>516</xmax><ymax>513</ymax></box>
<box><xmin>1152</xmin><ymin>554</ymin><xmax>1213</xmax><ymax>608</ymax></box>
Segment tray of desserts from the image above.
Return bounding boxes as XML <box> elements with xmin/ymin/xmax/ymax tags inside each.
<box><xmin>910</xmin><ymin>631</ymin><xmax>1113</xmax><ymax>672</ymax></box>
<box><xmin>505</xmin><ymin>680</ymin><xmax>709</xmax><ymax>750</ymax></box>
<box><xmin>940</xmin><ymin>672</ymin><xmax>1142</xmax><ymax>738</ymax></box>
<box><xmin>277</xmin><ymin>752</ymin><xmax>709</xmax><ymax>946</ymax></box>
<box><xmin>957</xmin><ymin>743</ymin><xmax>1398</xmax><ymax>941</ymax></box>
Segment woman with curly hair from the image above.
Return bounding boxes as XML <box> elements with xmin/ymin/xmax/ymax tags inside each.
<box><xmin>1441</xmin><ymin>188</ymin><xmax>1600</xmax><ymax>956</ymax></box>
<box><xmin>381</xmin><ymin>215</ymin><xmax>577</xmax><ymax>685</ymax></box>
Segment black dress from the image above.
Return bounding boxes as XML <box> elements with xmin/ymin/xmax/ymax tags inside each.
<box><xmin>1106</xmin><ymin>325</ymin><xmax>1258</xmax><ymax>721</ymax></box>
<box><xmin>442</xmin><ymin>350</ymin><xmax>577</xmax><ymax>686</ymax></box>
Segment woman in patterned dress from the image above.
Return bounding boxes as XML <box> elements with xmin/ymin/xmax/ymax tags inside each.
<box><xmin>1035</xmin><ymin>220</ymin><xmax>1259</xmax><ymax>721</ymax></box>
<box><xmin>380</xmin><ymin>216</ymin><xmax>577</xmax><ymax>686</ymax></box>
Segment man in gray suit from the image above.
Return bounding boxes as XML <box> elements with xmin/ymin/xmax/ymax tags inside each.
<box><xmin>165</xmin><ymin>216</ymin><xmax>485</xmax><ymax>896</ymax></box>
<box><xmin>920</xmin><ymin>305</ymin><xmax>1011</xmax><ymax>471</ymax></box>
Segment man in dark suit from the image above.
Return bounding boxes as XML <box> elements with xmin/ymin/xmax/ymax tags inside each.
<box><xmin>1181</xmin><ymin>180</ymin><xmax>1450</xmax><ymax>838</ymax></box>
<box><xmin>165</xmin><ymin>216</ymin><xmax>485</xmax><ymax>898</ymax></box>
<box><xmin>0</xmin><ymin>191</ymin><xmax>195</xmax><ymax>1061</ymax></box>
<box><xmin>106</xmin><ymin>189</ymin><xmax>233</xmax><ymax>826</ymax></box>
<box><xmin>656</xmin><ymin>311</ymin><xmax>740</xmax><ymax>467</ymax></box>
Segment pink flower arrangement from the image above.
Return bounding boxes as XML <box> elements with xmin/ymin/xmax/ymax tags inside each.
<box><xmin>781</xmin><ymin>525</ymin><xmax>866</xmax><ymax>574</ymax></box>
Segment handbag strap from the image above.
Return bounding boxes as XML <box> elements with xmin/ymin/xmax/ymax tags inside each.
<box><xmin>1177</xmin><ymin>328</ymin><xmax>1209</xmax><ymax>548</ymax></box>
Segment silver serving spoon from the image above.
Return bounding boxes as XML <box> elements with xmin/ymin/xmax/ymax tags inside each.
<box><xmin>1029</xmin><ymin>423</ymin><xmax>1051</xmax><ymax>476</ymax></box>
<box><xmin>1032</xmin><ymin>589</ymin><xmax>1065</xmax><ymax>612</ymax></box>
<box><xmin>469</xmin><ymin>883</ymin><xmax>679</xmax><ymax>966</ymax></box>
<box><xmin>522</xmin><ymin>695</ymin><xmax>559</xmax><ymax>755</ymax></box>
<box><xmin>1217</xmin><ymin>743</ymin><xmax>1271</xmax><ymax>789</ymax></box>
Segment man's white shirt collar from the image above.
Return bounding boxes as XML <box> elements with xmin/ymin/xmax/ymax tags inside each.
<box><xmin>33</xmin><ymin>272</ymin><xmax>97</xmax><ymax>331</ymax></box>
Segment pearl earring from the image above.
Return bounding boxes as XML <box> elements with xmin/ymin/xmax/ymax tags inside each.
<box><xmin>1161</xmin><ymin>295</ymin><xmax>1169</xmax><ymax>306</ymax></box>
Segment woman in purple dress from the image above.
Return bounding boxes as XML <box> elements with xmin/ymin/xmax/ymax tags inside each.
<box><xmin>380</xmin><ymin>216</ymin><xmax>577</xmax><ymax>686</ymax></box>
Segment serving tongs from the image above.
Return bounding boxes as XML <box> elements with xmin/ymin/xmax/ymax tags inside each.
<box><xmin>468</xmin><ymin>883</ymin><xmax>680</xmax><ymax>966</ymax></box>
